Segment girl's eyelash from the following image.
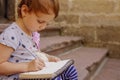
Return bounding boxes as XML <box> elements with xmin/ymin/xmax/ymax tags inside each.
<box><xmin>37</xmin><ymin>20</ymin><xmax>49</xmax><ymax>25</ymax></box>
<box><xmin>37</xmin><ymin>20</ymin><xmax>43</xmax><ymax>23</ymax></box>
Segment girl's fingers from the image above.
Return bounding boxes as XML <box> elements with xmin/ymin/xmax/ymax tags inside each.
<box><xmin>51</xmin><ymin>56</ymin><xmax>61</xmax><ymax>62</ymax></box>
<box><xmin>36</xmin><ymin>64</ymin><xmax>44</xmax><ymax>70</ymax></box>
<box><xmin>36</xmin><ymin>58</ymin><xmax>45</xmax><ymax>67</ymax></box>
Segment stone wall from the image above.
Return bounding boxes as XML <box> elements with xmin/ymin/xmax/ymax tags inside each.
<box><xmin>54</xmin><ymin>0</ymin><xmax>120</xmax><ymax>58</ymax></box>
<box><xmin>0</xmin><ymin>0</ymin><xmax>15</xmax><ymax>21</ymax></box>
<box><xmin>7</xmin><ymin>0</ymin><xmax>15</xmax><ymax>20</ymax></box>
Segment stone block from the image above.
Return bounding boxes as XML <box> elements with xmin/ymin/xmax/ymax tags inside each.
<box><xmin>116</xmin><ymin>0</ymin><xmax>120</xmax><ymax>13</ymax></box>
<box><xmin>71</xmin><ymin>0</ymin><xmax>115</xmax><ymax>13</ymax></box>
<box><xmin>106</xmin><ymin>44</ymin><xmax>120</xmax><ymax>58</ymax></box>
<box><xmin>59</xmin><ymin>0</ymin><xmax>69</xmax><ymax>12</ymax></box>
<box><xmin>62</xmin><ymin>26</ymin><xmax>95</xmax><ymax>42</ymax></box>
<box><xmin>97</xmin><ymin>26</ymin><xmax>120</xmax><ymax>42</ymax></box>
<box><xmin>80</xmin><ymin>15</ymin><xmax>120</xmax><ymax>27</ymax></box>
<box><xmin>55</xmin><ymin>14</ymin><xmax>79</xmax><ymax>24</ymax></box>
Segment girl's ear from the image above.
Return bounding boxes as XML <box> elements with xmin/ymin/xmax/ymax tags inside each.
<box><xmin>21</xmin><ymin>5</ymin><xmax>29</xmax><ymax>18</ymax></box>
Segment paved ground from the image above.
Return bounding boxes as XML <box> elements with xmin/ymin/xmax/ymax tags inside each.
<box><xmin>94</xmin><ymin>58</ymin><xmax>120</xmax><ymax>80</ymax></box>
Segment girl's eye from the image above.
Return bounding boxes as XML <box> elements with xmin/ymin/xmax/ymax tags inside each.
<box><xmin>37</xmin><ymin>20</ymin><xmax>45</xmax><ymax>24</ymax></box>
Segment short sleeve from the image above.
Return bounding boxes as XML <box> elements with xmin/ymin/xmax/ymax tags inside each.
<box><xmin>0</xmin><ymin>28</ymin><xmax>19</xmax><ymax>50</ymax></box>
<box><xmin>32</xmin><ymin>32</ymin><xmax>40</xmax><ymax>49</ymax></box>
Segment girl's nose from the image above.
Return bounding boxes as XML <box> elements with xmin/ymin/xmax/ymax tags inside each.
<box><xmin>41</xmin><ymin>22</ymin><xmax>47</xmax><ymax>27</ymax></box>
<box><xmin>39</xmin><ymin>23</ymin><xmax>47</xmax><ymax>30</ymax></box>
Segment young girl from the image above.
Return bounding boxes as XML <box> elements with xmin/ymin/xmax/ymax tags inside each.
<box><xmin>0</xmin><ymin>0</ymin><xmax>78</xmax><ymax>80</ymax></box>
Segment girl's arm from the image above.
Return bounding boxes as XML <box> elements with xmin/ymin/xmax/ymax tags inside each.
<box><xmin>0</xmin><ymin>43</ymin><xmax>45</xmax><ymax>76</ymax></box>
<box><xmin>0</xmin><ymin>61</ymin><xmax>28</xmax><ymax>75</ymax></box>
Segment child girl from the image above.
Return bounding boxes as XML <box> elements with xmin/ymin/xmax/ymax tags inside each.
<box><xmin>0</xmin><ymin>0</ymin><xmax>78</xmax><ymax>80</ymax></box>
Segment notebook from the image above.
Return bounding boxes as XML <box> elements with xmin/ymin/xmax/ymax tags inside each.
<box><xmin>19</xmin><ymin>59</ymin><xmax>74</xmax><ymax>80</ymax></box>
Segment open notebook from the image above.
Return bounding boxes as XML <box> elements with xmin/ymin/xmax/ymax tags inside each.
<box><xmin>19</xmin><ymin>59</ymin><xmax>74</xmax><ymax>80</ymax></box>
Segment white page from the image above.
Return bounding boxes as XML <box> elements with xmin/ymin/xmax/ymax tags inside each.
<box><xmin>22</xmin><ymin>59</ymin><xmax>70</xmax><ymax>75</ymax></box>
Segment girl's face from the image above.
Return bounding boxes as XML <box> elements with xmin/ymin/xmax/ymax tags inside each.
<box><xmin>20</xmin><ymin>5</ymin><xmax>55</xmax><ymax>34</ymax></box>
<box><xmin>24</xmin><ymin>12</ymin><xmax>55</xmax><ymax>32</ymax></box>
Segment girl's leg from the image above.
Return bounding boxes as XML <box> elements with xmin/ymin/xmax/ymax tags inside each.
<box><xmin>61</xmin><ymin>65</ymin><xmax>78</xmax><ymax>80</ymax></box>
<box><xmin>52</xmin><ymin>76</ymin><xmax>62</xmax><ymax>80</ymax></box>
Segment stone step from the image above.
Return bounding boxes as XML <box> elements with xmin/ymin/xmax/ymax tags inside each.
<box><xmin>57</xmin><ymin>47</ymin><xmax>109</xmax><ymax>80</ymax></box>
<box><xmin>0</xmin><ymin>17</ymin><xmax>11</xmax><ymax>24</ymax></box>
<box><xmin>40</xmin><ymin>36</ymin><xmax>84</xmax><ymax>55</ymax></box>
<box><xmin>0</xmin><ymin>23</ymin><xmax>9</xmax><ymax>33</ymax></box>
<box><xmin>93</xmin><ymin>58</ymin><xmax>120</xmax><ymax>80</ymax></box>
<box><xmin>39</xmin><ymin>26</ymin><xmax>63</xmax><ymax>37</ymax></box>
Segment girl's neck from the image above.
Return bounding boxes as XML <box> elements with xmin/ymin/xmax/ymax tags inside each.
<box><xmin>16</xmin><ymin>18</ymin><xmax>32</xmax><ymax>36</ymax></box>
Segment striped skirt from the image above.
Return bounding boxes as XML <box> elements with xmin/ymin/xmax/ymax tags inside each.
<box><xmin>53</xmin><ymin>65</ymin><xmax>78</xmax><ymax>80</ymax></box>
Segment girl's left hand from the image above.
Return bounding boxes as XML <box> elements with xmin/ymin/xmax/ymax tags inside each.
<box><xmin>48</xmin><ymin>55</ymin><xmax>61</xmax><ymax>62</ymax></box>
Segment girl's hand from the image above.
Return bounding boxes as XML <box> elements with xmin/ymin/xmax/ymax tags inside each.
<box><xmin>48</xmin><ymin>55</ymin><xmax>61</xmax><ymax>62</ymax></box>
<box><xmin>27</xmin><ymin>58</ymin><xmax>45</xmax><ymax>72</ymax></box>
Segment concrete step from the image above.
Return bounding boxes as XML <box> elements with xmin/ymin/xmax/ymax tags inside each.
<box><xmin>57</xmin><ymin>47</ymin><xmax>109</xmax><ymax>80</ymax></box>
<box><xmin>40</xmin><ymin>36</ymin><xmax>84</xmax><ymax>55</ymax></box>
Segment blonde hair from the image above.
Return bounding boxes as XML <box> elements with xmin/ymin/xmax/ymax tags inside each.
<box><xmin>17</xmin><ymin>0</ymin><xmax>59</xmax><ymax>18</ymax></box>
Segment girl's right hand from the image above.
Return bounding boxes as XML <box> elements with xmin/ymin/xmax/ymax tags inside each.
<box><xmin>27</xmin><ymin>58</ymin><xmax>45</xmax><ymax>72</ymax></box>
